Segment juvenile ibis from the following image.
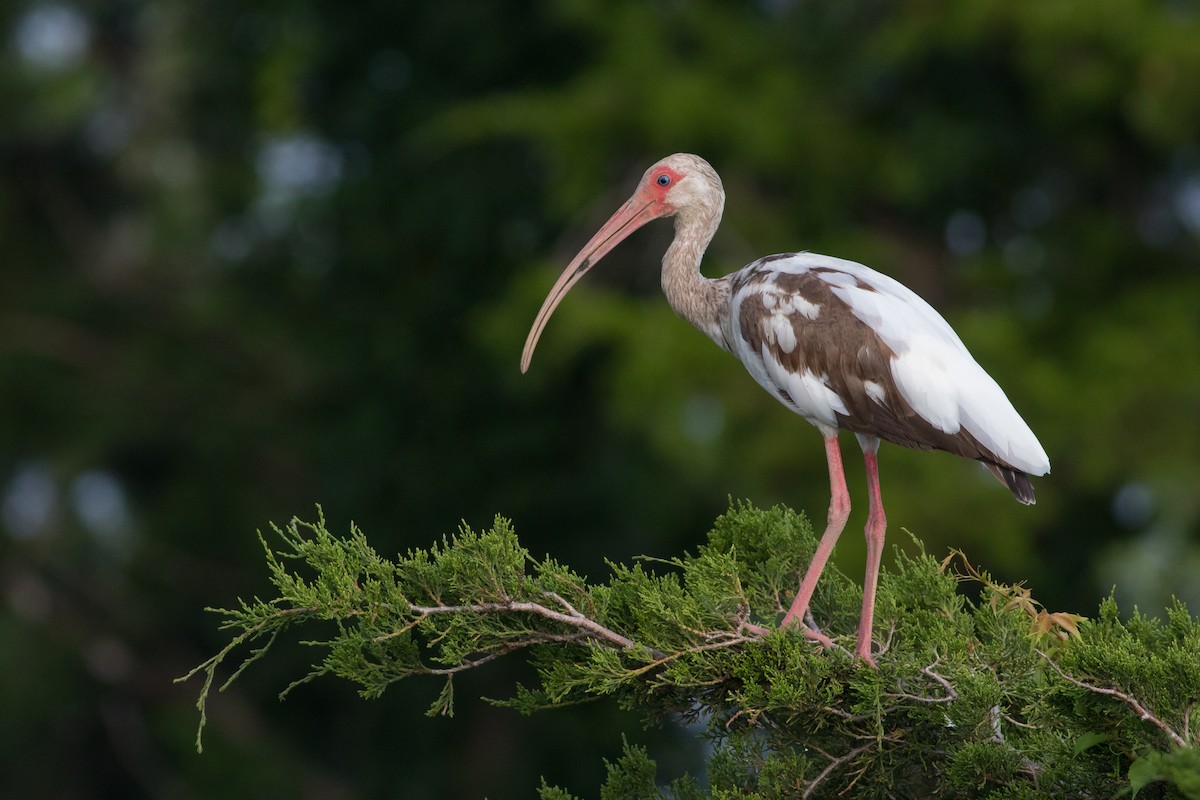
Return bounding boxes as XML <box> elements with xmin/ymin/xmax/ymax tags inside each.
<box><xmin>521</xmin><ymin>154</ymin><xmax>1049</xmax><ymax>663</ymax></box>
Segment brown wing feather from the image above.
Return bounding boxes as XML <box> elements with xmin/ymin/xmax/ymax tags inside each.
<box><xmin>734</xmin><ymin>267</ymin><xmax>1036</xmax><ymax>503</ymax></box>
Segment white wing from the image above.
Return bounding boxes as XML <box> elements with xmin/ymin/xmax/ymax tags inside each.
<box><xmin>734</xmin><ymin>253</ymin><xmax>1050</xmax><ymax>476</ymax></box>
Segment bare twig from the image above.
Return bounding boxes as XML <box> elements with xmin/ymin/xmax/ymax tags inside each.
<box><xmin>414</xmin><ymin>631</ymin><xmax>591</xmax><ymax>676</ymax></box>
<box><xmin>723</xmin><ymin>706</ymin><xmax>763</xmax><ymax>729</ymax></box>
<box><xmin>415</xmin><ymin>649</ymin><xmax>509</xmax><ymax>676</ymax></box>
<box><xmin>875</xmin><ymin>621</ymin><xmax>897</xmax><ymax>657</ymax></box>
<box><xmin>802</xmin><ymin>741</ymin><xmax>874</xmax><ymax>800</ymax></box>
<box><xmin>888</xmin><ymin>659</ymin><xmax>957</xmax><ymax>704</ymax></box>
<box><xmin>820</xmin><ymin>705</ymin><xmax>899</xmax><ymax>725</ymax></box>
<box><xmin>1037</xmin><ymin>650</ymin><xmax>1186</xmax><ymax>748</ymax></box>
<box><xmin>987</xmin><ymin>705</ymin><xmax>1004</xmax><ymax>743</ymax></box>
<box><xmin>1001</xmin><ymin>711</ymin><xmax>1038</xmax><ymax>731</ymax></box>
<box><xmin>544</xmin><ymin>591</ymin><xmax>584</xmax><ymax>618</ymax></box>
<box><xmin>922</xmin><ymin>664</ymin><xmax>958</xmax><ymax>700</ymax></box>
<box><xmin>992</xmin><ymin>701</ymin><xmax>1046</xmax><ymax>785</ymax></box>
<box><xmin>390</xmin><ymin>595</ymin><xmax>651</xmax><ymax>655</ymax></box>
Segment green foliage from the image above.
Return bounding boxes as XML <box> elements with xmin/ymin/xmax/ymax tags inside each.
<box><xmin>184</xmin><ymin>502</ymin><xmax>1200</xmax><ymax>798</ymax></box>
<box><xmin>538</xmin><ymin>738</ymin><xmax>706</xmax><ymax>800</ymax></box>
<box><xmin>1130</xmin><ymin>748</ymin><xmax>1200</xmax><ymax>800</ymax></box>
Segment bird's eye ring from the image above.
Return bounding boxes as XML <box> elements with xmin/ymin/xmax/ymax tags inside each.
<box><xmin>656</xmin><ymin>174</ymin><xmax>671</xmax><ymax>187</ymax></box>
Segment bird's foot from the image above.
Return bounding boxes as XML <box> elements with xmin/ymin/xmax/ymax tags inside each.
<box><xmin>775</xmin><ymin>609</ymin><xmax>836</xmax><ymax>650</ymax></box>
<box><xmin>802</xmin><ymin>626</ymin><xmax>836</xmax><ymax>650</ymax></box>
<box><xmin>741</xmin><ymin>618</ymin><xmax>835</xmax><ymax>650</ymax></box>
<box><xmin>741</xmin><ymin>621</ymin><xmax>771</xmax><ymax>637</ymax></box>
<box><xmin>854</xmin><ymin>636</ymin><xmax>877</xmax><ymax>667</ymax></box>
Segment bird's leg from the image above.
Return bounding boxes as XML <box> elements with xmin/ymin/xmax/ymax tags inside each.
<box><xmin>856</xmin><ymin>446</ymin><xmax>886</xmax><ymax>665</ymax></box>
<box><xmin>780</xmin><ymin>435</ymin><xmax>851</xmax><ymax>647</ymax></box>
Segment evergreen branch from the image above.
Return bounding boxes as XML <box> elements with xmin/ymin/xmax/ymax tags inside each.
<box><xmin>186</xmin><ymin>502</ymin><xmax>1200</xmax><ymax>798</ymax></box>
<box><xmin>1036</xmin><ymin>649</ymin><xmax>1187</xmax><ymax>748</ymax></box>
<box><xmin>174</xmin><ymin>605</ymin><xmax>318</xmax><ymax>752</ymax></box>
<box><xmin>402</xmin><ymin>597</ymin><xmax>652</xmax><ymax>655</ymax></box>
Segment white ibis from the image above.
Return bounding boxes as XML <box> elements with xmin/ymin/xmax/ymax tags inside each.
<box><xmin>521</xmin><ymin>154</ymin><xmax>1049</xmax><ymax>663</ymax></box>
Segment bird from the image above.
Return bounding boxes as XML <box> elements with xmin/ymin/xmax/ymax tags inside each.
<box><xmin>520</xmin><ymin>153</ymin><xmax>1049</xmax><ymax>664</ymax></box>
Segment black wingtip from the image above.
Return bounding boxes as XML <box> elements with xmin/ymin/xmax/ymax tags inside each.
<box><xmin>985</xmin><ymin>463</ymin><xmax>1037</xmax><ymax>505</ymax></box>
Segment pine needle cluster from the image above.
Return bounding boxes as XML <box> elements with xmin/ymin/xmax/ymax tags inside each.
<box><xmin>180</xmin><ymin>502</ymin><xmax>1200</xmax><ymax>798</ymax></box>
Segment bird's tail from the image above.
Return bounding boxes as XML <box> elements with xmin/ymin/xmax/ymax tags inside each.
<box><xmin>983</xmin><ymin>462</ymin><xmax>1036</xmax><ymax>505</ymax></box>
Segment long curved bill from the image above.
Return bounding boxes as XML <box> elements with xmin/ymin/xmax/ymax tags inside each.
<box><xmin>521</xmin><ymin>194</ymin><xmax>665</xmax><ymax>373</ymax></box>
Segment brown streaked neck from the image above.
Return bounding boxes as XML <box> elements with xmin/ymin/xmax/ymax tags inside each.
<box><xmin>661</xmin><ymin>200</ymin><xmax>730</xmax><ymax>348</ymax></box>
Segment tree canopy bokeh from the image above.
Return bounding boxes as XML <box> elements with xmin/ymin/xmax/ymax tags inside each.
<box><xmin>1</xmin><ymin>0</ymin><xmax>1197</xmax><ymax>796</ymax></box>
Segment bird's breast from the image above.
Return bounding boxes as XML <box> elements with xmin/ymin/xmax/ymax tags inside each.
<box><xmin>727</xmin><ymin>265</ymin><xmax>875</xmax><ymax>432</ymax></box>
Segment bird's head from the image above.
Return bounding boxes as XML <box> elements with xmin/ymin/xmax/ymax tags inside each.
<box><xmin>520</xmin><ymin>153</ymin><xmax>723</xmax><ymax>373</ymax></box>
<box><xmin>642</xmin><ymin>153</ymin><xmax>724</xmax><ymax>225</ymax></box>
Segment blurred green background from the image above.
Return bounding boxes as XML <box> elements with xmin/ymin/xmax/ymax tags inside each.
<box><xmin>2</xmin><ymin>0</ymin><xmax>1198</xmax><ymax>796</ymax></box>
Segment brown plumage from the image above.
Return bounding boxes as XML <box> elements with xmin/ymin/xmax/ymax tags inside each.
<box><xmin>732</xmin><ymin>266</ymin><xmax>1036</xmax><ymax>503</ymax></box>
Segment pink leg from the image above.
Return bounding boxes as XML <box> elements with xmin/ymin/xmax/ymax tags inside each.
<box><xmin>856</xmin><ymin>447</ymin><xmax>887</xmax><ymax>664</ymax></box>
<box><xmin>781</xmin><ymin>436</ymin><xmax>852</xmax><ymax>646</ymax></box>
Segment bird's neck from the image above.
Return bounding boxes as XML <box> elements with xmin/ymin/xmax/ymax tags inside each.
<box><xmin>661</xmin><ymin>204</ymin><xmax>730</xmax><ymax>348</ymax></box>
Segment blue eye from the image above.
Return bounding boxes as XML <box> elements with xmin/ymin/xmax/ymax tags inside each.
<box><xmin>656</xmin><ymin>174</ymin><xmax>671</xmax><ymax>186</ymax></box>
